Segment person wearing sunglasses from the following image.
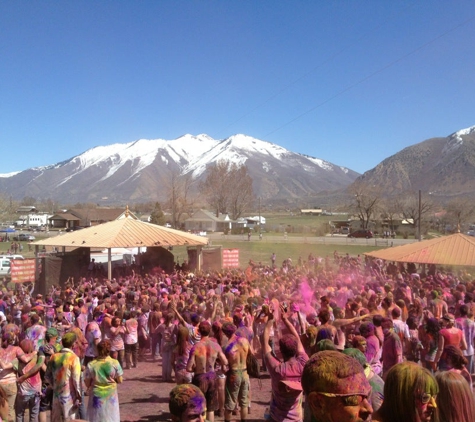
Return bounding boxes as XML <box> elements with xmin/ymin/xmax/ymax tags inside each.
<box><xmin>302</xmin><ymin>350</ymin><xmax>373</xmax><ymax>422</ymax></box>
<box><xmin>373</xmin><ymin>361</ymin><xmax>438</xmax><ymax>422</ymax></box>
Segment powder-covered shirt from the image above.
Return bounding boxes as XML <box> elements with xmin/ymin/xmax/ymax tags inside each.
<box><xmin>265</xmin><ymin>350</ymin><xmax>308</xmax><ymax>422</ymax></box>
<box><xmin>25</xmin><ymin>324</ymin><xmax>47</xmax><ymax>352</ymax></box>
<box><xmin>124</xmin><ymin>318</ymin><xmax>138</xmax><ymax>345</ymax></box>
<box><xmin>14</xmin><ymin>354</ymin><xmax>42</xmax><ymax>396</ymax></box>
<box><xmin>45</xmin><ymin>348</ymin><xmax>81</xmax><ymax>411</ymax></box>
<box><xmin>85</xmin><ymin>321</ymin><xmax>102</xmax><ymax>358</ymax></box>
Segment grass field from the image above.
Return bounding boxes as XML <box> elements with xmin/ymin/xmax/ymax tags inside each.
<box><xmin>1</xmin><ymin>231</ymin><xmax>383</xmax><ymax>271</ymax></box>
<box><xmin>172</xmin><ymin>240</ymin><xmax>384</xmax><ymax>269</ymax></box>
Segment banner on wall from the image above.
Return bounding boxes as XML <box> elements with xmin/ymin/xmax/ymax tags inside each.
<box><xmin>222</xmin><ymin>248</ymin><xmax>239</xmax><ymax>268</ymax></box>
<box><xmin>11</xmin><ymin>259</ymin><xmax>36</xmax><ymax>283</ymax></box>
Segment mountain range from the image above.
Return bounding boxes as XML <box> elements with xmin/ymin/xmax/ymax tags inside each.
<box><xmin>0</xmin><ymin>134</ymin><xmax>358</xmax><ymax>205</ymax></box>
<box><xmin>1</xmin><ymin>126</ymin><xmax>474</xmax><ymax>207</ymax></box>
<box><xmin>354</xmin><ymin>125</ymin><xmax>475</xmax><ymax>199</ymax></box>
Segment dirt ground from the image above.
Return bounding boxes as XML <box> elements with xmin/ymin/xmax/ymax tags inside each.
<box><xmin>118</xmin><ymin>353</ymin><xmax>272</xmax><ymax>422</ymax></box>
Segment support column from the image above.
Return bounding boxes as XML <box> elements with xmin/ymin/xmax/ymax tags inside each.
<box><xmin>108</xmin><ymin>248</ymin><xmax>112</xmax><ymax>280</ymax></box>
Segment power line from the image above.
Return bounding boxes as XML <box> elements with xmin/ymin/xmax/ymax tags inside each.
<box><xmin>219</xmin><ymin>4</ymin><xmax>416</xmax><ymax>136</ymax></box>
<box><xmin>265</xmin><ymin>14</ymin><xmax>475</xmax><ymax>137</ymax></box>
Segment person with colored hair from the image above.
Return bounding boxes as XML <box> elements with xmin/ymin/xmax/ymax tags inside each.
<box><xmin>84</xmin><ymin>339</ymin><xmax>123</xmax><ymax>422</ymax></box>
<box><xmin>45</xmin><ymin>332</ymin><xmax>82</xmax><ymax>422</ymax></box>
<box><xmin>14</xmin><ymin>339</ymin><xmax>42</xmax><ymax>422</ymax></box>
<box><xmin>373</xmin><ymin>361</ymin><xmax>438</xmax><ymax>422</ymax></box>
<box><xmin>263</xmin><ymin>304</ymin><xmax>308</xmax><ymax>422</ymax></box>
<box><xmin>342</xmin><ymin>348</ymin><xmax>384</xmax><ymax>414</ymax></box>
<box><xmin>186</xmin><ymin>321</ymin><xmax>228</xmax><ymax>422</ymax></box>
<box><xmin>173</xmin><ymin>325</ymin><xmax>193</xmax><ymax>385</ymax></box>
<box><xmin>169</xmin><ymin>384</ymin><xmax>206</xmax><ymax>422</ymax></box>
<box><xmin>221</xmin><ymin>320</ymin><xmax>250</xmax><ymax>422</ymax></box>
<box><xmin>302</xmin><ymin>350</ymin><xmax>373</xmax><ymax>422</ymax></box>
<box><xmin>441</xmin><ymin>344</ymin><xmax>472</xmax><ymax>388</ymax></box>
<box><xmin>0</xmin><ymin>331</ymin><xmax>37</xmax><ymax>422</ymax></box>
<box><xmin>435</xmin><ymin>370</ymin><xmax>475</xmax><ymax>422</ymax></box>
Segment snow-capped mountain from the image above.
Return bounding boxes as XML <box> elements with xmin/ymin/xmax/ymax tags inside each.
<box><xmin>0</xmin><ymin>134</ymin><xmax>359</xmax><ymax>204</ymax></box>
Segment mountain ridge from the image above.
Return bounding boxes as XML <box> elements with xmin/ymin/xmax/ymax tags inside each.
<box><xmin>0</xmin><ymin>134</ymin><xmax>358</xmax><ymax>204</ymax></box>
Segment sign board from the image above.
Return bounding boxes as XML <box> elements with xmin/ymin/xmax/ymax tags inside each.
<box><xmin>222</xmin><ymin>248</ymin><xmax>239</xmax><ymax>268</ymax></box>
<box><xmin>11</xmin><ymin>259</ymin><xmax>36</xmax><ymax>283</ymax></box>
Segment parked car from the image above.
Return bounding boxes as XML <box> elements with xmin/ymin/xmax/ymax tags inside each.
<box><xmin>348</xmin><ymin>229</ymin><xmax>373</xmax><ymax>238</ymax></box>
<box><xmin>467</xmin><ymin>230</ymin><xmax>475</xmax><ymax>237</ymax></box>
<box><xmin>13</xmin><ymin>233</ymin><xmax>35</xmax><ymax>241</ymax></box>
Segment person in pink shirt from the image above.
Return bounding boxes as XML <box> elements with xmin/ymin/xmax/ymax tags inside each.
<box><xmin>263</xmin><ymin>304</ymin><xmax>308</xmax><ymax>422</ymax></box>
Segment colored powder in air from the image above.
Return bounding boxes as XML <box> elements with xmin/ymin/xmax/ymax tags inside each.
<box><xmin>299</xmin><ymin>278</ymin><xmax>315</xmax><ymax>315</ymax></box>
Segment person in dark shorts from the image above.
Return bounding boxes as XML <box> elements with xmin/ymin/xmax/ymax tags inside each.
<box><xmin>186</xmin><ymin>321</ymin><xmax>227</xmax><ymax>422</ymax></box>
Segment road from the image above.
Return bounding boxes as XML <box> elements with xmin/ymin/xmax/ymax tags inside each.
<box><xmin>207</xmin><ymin>232</ymin><xmax>418</xmax><ymax>247</ymax></box>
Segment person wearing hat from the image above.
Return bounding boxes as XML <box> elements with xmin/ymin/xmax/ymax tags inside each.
<box><xmin>45</xmin><ymin>332</ymin><xmax>82</xmax><ymax>421</ymax></box>
<box><xmin>435</xmin><ymin>313</ymin><xmax>467</xmax><ymax>371</ymax></box>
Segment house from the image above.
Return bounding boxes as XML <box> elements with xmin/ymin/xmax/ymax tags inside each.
<box><xmin>15</xmin><ymin>214</ymin><xmax>51</xmax><ymax>228</ymax></box>
<box><xmin>49</xmin><ymin>207</ymin><xmax>137</xmax><ymax>230</ymax></box>
<box><xmin>15</xmin><ymin>206</ymin><xmax>51</xmax><ymax>228</ymax></box>
<box><xmin>184</xmin><ymin>210</ymin><xmax>234</xmax><ymax>233</ymax></box>
<box><xmin>237</xmin><ymin>216</ymin><xmax>266</xmax><ymax>230</ymax></box>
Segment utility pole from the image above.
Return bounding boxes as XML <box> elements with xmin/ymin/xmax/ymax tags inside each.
<box><xmin>258</xmin><ymin>197</ymin><xmax>261</xmax><ymax>237</ymax></box>
<box><xmin>418</xmin><ymin>190</ymin><xmax>422</xmax><ymax>241</ymax></box>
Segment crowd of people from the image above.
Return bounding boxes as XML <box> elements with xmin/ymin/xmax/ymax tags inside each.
<box><xmin>1</xmin><ymin>250</ymin><xmax>475</xmax><ymax>422</ymax></box>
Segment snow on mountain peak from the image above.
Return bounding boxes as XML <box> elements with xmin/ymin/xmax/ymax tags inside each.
<box><xmin>225</xmin><ymin>134</ymin><xmax>289</xmax><ymax>159</ymax></box>
<box><xmin>0</xmin><ymin>171</ymin><xmax>21</xmax><ymax>178</ymax></box>
<box><xmin>444</xmin><ymin>125</ymin><xmax>475</xmax><ymax>155</ymax></box>
<box><xmin>453</xmin><ymin>125</ymin><xmax>475</xmax><ymax>139</ymax></box>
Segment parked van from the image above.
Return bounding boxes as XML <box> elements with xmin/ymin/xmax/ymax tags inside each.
<box><xmin>0</xmin><ymin>257</ymin><xmax>11</xmax><ymax>277</ymax></box>
<box><xmin>0</xmin><ymin>255</ymin><xmax>24</xmax><ymax>278</ymax></box>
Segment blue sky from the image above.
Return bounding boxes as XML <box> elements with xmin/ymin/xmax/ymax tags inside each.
<box><xmin>1</xmin><ymin>1</ymin><xmax>474</xmax><ymax>175</ymax></box>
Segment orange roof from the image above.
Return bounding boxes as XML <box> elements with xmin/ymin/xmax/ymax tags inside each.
<box><xmin>365</xmin><ymin>233</ymin><xmax>475</xmax><ymax>266</ymax></box>
<box><xmin>33</xmin><ymin>217</ymin><xmax>208</xmax><ymax>249</ymax></box>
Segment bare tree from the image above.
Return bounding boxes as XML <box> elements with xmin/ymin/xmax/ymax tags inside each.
<box><xmin>379</xmin><ymin>197</ymin><xmax>400</xmax><ymax>234</ymax></box>
<box><xmin>445</xmin><ymin>197</ymin><xmax>475</xmax><ymax>232</ymax></box>
<box><xmin>0</xmin><ymin>194</ymin><xmax>13</xmax><ymax>223</ymax></box>
<box><xmin>227</xmin><ymin>164</ymin><xmax>255</xmax><ymax>220</ymax></box>
<box><xmin>396</xmin><ymin>191</ymin><xmax>434</xmax><ymax>238</ymax></box>
<box><xmin>348</xmin><ymin>184</ymin><xmax>382</xmax><ymax>229</ymax></box>
<box><xmin>164</xmin><ymin>169</ymin><xmax>195</xmax><ymax>229</ymax></box>
<box><xmin>200</xmin><ymin>160</ymin><xmax>254</xmax><ymax>219</ymax></box>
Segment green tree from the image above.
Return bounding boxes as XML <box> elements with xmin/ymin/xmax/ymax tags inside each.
<box><xmin>150</xmin><ymin>202</ymin><xmax>166</xmax><ymax>226</ymax></box>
